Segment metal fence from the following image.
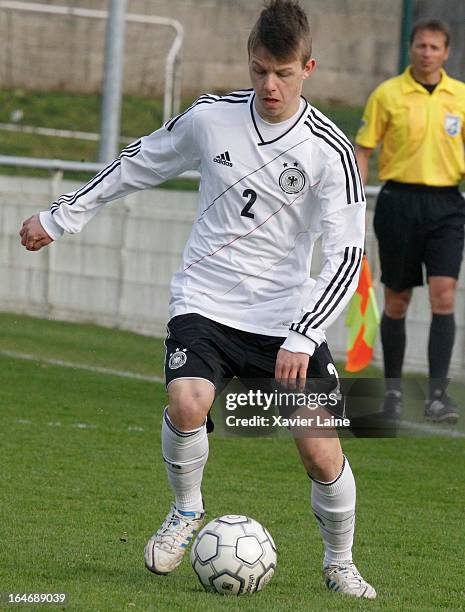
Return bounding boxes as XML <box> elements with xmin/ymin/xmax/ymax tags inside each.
<box><xmin>0</xmin><ymin>0</ymin><xmax>184</xmax><ymax>151</ymax></box>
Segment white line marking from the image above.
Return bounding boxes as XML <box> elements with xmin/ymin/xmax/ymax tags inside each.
<box><xmin>400</xmin><ymin>420</ymin><xmax>465</xmax><ymax>438</ymax></box>
<box><xmin>13</xmin><ymin>418</ymin><xmax>146</xmax><ymax>434</ymax></box>
<box><xmin>72</xmin><ymin>423</ymin><xmax>97</xmax><ymax>430</ymax></box>
<box><xmin>11</xmin><ymin>417</ymin><xmax>464</xmax><ymax>439</ymax></box>
<box><xmin>3</xmin><ymin>350</ymin><xmax>463</xmax><ymax>439</ymax></box>
<box><xmin>0</xmin><ymin>349</ymin><xmax>164</xmax><ymax>383</ymax></box>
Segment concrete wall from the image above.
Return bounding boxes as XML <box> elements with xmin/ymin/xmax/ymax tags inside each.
<box><xmin>0</xmin><ymin>0</ymin><xmax>403</xmax><ymax>106</ymax></box>
<box><xmin>2</xmin><ymin>174</ymin><xmax>465</xmax><ymax>379</ymax></box>
<box><xmin>414</xmin><ymin>0</ymin><xmax>465</xmax><ymax>80</ymax></box>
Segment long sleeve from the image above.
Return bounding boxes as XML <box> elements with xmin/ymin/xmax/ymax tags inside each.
<box><xmin>40</xmin><ymin>106</ymin><xmax>200</xmax><ymax>239</ymax></box>
<box><xmin>282</xmin><ymin>153</ymin><xmax>365</xmax><ymax>356</ymax></box>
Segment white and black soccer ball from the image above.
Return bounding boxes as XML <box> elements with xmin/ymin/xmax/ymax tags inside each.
<box><xmin>190</xmin><ymin>514</ymin><xmax>277</xmax><ymax>595</ymax></box>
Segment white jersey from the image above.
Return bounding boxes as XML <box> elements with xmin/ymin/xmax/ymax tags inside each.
<box><xmin>40</xmin><ymin>90</ymin><xmax>365</xmax><ymax>356</ymax></box>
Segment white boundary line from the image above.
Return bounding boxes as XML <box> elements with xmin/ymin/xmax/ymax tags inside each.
<box><xmin>12</xmin><ymin>417</ymin><xmax>147</xmax><ymax>434</ymax></box>
<box><xmin>2</xmin><ymin>349</ymin><xmax>464</xmax><ymax>438</ymax></box>
<box><xmin>399</xmin><ymin>421</ymin><xmax>465</xmax><ymax>439</ymax></box>
<box><xmin>0</xmin><ymin>122</ymin><xmax>134</xmax><ymax>143</ymax></box>
<box><xmin>0</xmin><ymin>349</ymin><xmax>164</xmax><ymax>383</ymax></box>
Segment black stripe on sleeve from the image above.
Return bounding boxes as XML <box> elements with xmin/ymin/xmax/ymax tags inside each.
<box><xmin>292</xmin><ymin>247</ymin><xmax>351</xmax><ymax>329</ymax></box>
<box><xmin>51</xmin><ymin>144</ymin><xmax>142</xmax><ymax>213</ymax></box>
<box><xmin>304</xmin><ymin>120</ymin><xmax>352</xmax><ymax>204</ymax></box>
<box><xmin>216</xmin><ymin>98</ymin><xmax>249</xmax><ymax>104</ymax></box>
<box><xmin>223</xmin><ymin>89</ymin><xmax>254</xmax><ymax>97</ymax></box>
<box><xmin>165</xmin><ymin>96</ymin><xmax>218</xmax><ymax>131</ymax></box>
<box><xmin>291</xmin><ymin>246</ymin><xmax>362</xmax><ymax>333</ymax></box>
<box><xmin>309</xmin><ymin>109</ymin><xmax>363</xmax><ymax>204</ymax></box>
<box><xmin>302</xmin><ymin>247</ymin><xmax>362</xmax><ymax>332</ymax></box>
<box><xmin>310</xmin><ymin>108</ymin><xmax>353</xmax><ymax>148</ymax></box>
<box><xmin>165</xmin><ymin>92</ymin><xmax>251</xmax><ymax>132</ymax></box>
<box><xmin>55</xmin><ymin>140</ymin><xmax>142</xmax><ymax>206</ymax></box>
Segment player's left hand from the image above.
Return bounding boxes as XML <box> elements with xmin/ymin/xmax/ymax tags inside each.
<box><xmin>19</xmin><ymin>215</ymin><xmax>53</xmax><ymax>251</ymax></box>
<box><xmin>275</xmin><ymin>348</ymin><xmax>309</xmax><ymax>390</ymax></box>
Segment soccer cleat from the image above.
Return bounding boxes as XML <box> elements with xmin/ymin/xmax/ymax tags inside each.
<box><xmin>378</xmin><ymin>390</ymin><xmax>402</xmax><ymax>420</ymax></box>
<box><xmin>425</xmin><ymin>392</ymin><xmax>459</xmax><ymax>424</ymax></box>
<box><xmin>324</xmin><ymin>562</ymin><xmax>377</xmax><ymax>599</ymax></box>
<box><xmin>144</xmin><ymin>505</ymin><xmax>204</xmax><ymax>575</ymax></box>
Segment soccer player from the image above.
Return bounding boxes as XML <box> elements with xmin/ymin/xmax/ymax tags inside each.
<box><xmin>356</xmin><ymin>19</ymin><xmax>465</xmax><ymax>423</ymax></box>
<box><xmin>20</xmin><ymin>0</ymin><xmax>375</xmax><ymax>599</ymax></box>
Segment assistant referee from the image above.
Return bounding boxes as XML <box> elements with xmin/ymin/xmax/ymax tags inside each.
<box><xmin>355</xmin><ymin>18</ymin><xmax>465</xmax><ymax>423</ymax></box>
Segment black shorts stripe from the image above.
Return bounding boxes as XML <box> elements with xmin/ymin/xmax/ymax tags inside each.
<box><xmin>309</xmin><ymin>109</ymin><xmax>364</xmax><ymax>204</ymax></box>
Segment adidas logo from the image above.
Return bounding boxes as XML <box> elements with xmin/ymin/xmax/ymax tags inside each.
<box><xmin>213</xmin><ymin>151</ymin><xmax>233</xmax><ymax>167</ymax></box>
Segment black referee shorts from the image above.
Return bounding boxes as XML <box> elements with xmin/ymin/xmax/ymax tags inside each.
<box><xmin>374</xmin><ymin>181</ymin><xmax>465</xmax><ymax>292</ymax></box>
<box><xmin>164</xmin><ymin>312</ymin><xmax>339</xmax><ymax>410</ymax></box>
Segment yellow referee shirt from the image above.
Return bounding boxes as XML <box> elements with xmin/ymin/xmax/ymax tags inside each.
<box><xmin>356</xmin><ymin>67</ymin><xmax>465</xmax><ymax>186</ymax></box>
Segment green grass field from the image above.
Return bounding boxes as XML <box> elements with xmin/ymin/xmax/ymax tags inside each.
<box><xmin>1</xmin><ymin>313</ymin><xmax>464</xmax><ymax>611</ymax></box>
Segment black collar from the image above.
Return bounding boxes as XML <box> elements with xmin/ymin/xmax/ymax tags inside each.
<box><xmin>250</xmin><ymin>95</ymin><xmax>309</xmax><ymax>146</ymax></box>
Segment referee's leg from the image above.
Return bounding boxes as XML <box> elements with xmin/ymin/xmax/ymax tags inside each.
<box><xmin>374</xmin><ymin>184</ymin><xmax>416</xmax><ymax>413</ymax></box>
<box><xmin>426</xmin><ymin>276</ymin><xmax>459</xmax><ymax>422</ymax></box>
<box><xmin>382</xmin><ymin>286</ymin><xmax>412</xmax><ymax>388</ymax></box>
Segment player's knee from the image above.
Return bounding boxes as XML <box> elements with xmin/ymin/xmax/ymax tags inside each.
<box><xmin>168</xmin><ymin>390</ymin><xmax>212</xmax><ymax>430</ymax></box>
<box><xmin>300</xmin><ymin>445</ymin><xmax>342</xmax><ymax>482</ymax></box>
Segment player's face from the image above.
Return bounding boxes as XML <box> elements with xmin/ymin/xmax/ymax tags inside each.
<box><xmin>409</xmin><ymin>29</ymin><xmax>449</xmax><ymax>82</ymax></box>
<box><xmin>249</xmin><ymin>45</ymin><xmax>316</xmax><ymax>123</ymax></box>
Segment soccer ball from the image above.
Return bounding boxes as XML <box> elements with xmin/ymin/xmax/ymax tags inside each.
<box><xmin>190</xmin><ymin>514</ymin><xmax>277</xmax><ymax>595</ymax></box>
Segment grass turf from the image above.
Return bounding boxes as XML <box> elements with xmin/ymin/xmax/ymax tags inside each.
<box><xmin>0</xmin><ymin>313</ymin><xmax>464</xmax><ymax>610</ymax></box>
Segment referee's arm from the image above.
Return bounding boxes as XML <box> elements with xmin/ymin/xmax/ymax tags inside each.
<box><xmin>355</xmin><ymin>145</ymin><xmax>374</xmax><ymax>185</ymax></box>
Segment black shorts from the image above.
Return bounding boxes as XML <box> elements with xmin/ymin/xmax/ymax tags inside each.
<box><xmin>164</xmin><ymin>313</ymin><xmax>339</xmax><ymax>398</ymax></box>
<box><xmin>374</xmin><ymin>181</ymin><xmax>465</xmax><ymax>291</ymax></box>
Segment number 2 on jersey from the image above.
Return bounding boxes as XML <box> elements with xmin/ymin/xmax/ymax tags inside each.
<box><xmin>241</xmin><ymin>189</ymin><xmax>257</xmax><ymax>218</ymax></box>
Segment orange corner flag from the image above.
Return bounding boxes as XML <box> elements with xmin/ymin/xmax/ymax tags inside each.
<box><xmin>345</xmin><ymin>255</ymin><xmax>380</xmax><ymax>372</ymax></box>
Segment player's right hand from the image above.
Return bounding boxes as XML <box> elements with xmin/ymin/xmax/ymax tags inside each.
<box><xmin>19</xmin><ymin>215</ymin><xmax>54</xmax><ymax>251</ymax></box>
<box><xmin>275</xmin><ymin>348</ymin><xmax>309</xmax><ymax>391</ymax></box>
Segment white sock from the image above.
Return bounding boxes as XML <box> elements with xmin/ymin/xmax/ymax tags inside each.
<box><xmin>311</xmin><ymin>456</ymin><xmax>356</xmax><ymax>567</ymax></box>
<box><xmin>162</xmin><ymin>407</ymin><xmax>208</xmax><ymax>513</ymax></box>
